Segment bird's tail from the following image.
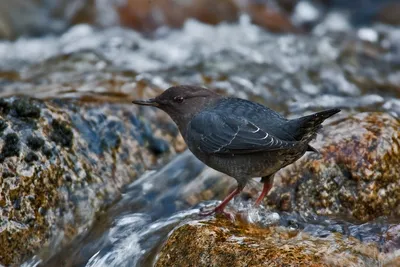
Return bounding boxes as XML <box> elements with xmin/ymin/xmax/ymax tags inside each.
<box><xmin>284</xmin><ymin>108</ymin><xmax>341</xmax><ymax>145</ymax></box>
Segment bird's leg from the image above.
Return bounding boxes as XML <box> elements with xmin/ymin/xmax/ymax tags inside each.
<box><xmin>255</xmin><ymin>174</ymin><xmax>274</xmax><ymax>206</ymax></box>
<box><xmin>199</xmin><ymin>185</ymin><xmax>244</xmax><ymax>216</ymax></box>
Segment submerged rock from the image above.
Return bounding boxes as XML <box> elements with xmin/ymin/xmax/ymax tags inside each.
<box><xmin>269</xmin><ymin>112</ymin><xmax>400</xmax><ymax>222</ymax></box>
<box><xmin>0</xmin><ymin>96</ymin><xmax>182</xmax><ymax>266</ymax></box>
<box><xmin>155</xmin><ymin>218</ymin><xmax>385</xmax><ymax>267</ymax></box>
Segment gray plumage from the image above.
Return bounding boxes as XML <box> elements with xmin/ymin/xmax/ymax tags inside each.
<box><xmin>132</xmin><ymin>85</ymin><xmax>340</xmax><ymax>215</ymax></box>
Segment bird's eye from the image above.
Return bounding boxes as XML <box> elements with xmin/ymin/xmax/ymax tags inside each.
<box><xmin>173</xmin><ymin>96</ymin><xmax>184</xmax><ymax>103</ymax></box>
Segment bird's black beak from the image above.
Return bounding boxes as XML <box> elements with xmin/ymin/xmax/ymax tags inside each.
<box><xmin>132</xmin><ymin>98</ymin><xmax>159</xmax><ymax>107</ymax></box>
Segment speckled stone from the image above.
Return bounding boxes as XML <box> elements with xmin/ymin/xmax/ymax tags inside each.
<box><xmin>155</xmin><ymin>218</ymin><xmax>384</xmax><ymax>267</ymax></box>
<box><xmin>268</xmin><ymin>112</ymin><xmax>400</xmax><ymax>222</ymax></box>
<box><xmin>0</xmin><ymin>97</ymin><xmax>181</xmax><ymax>266</ymax></box>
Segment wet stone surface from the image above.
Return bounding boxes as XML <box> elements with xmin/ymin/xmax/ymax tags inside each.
<box><xmin>0</xmin><ymin>96</ymin><xmax>183</xmax><ymax>265</ymax></box>
<box><xmin>268</xmin><ymin>112</ymin><xmax>400</xmax><ymax>222</ymax></box>
<box><xmin>155</xmin><ymin>217</ymin><xmax>386</xmax><ymax>267</ymax></box>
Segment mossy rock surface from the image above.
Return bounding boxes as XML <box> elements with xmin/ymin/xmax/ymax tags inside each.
<box><xmin>0</xmin><ymin>97</ymin><xmax>183</xmax><ymax>266</ymax></box>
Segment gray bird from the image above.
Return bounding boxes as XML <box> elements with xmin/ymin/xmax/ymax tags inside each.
<box><xmin>132</xmin><ymin>85</ymin><xmax>340</xmax><ymax>215</ymax></box>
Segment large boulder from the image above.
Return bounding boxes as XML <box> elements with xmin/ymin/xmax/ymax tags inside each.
<box><xmin>0</xmin><ymin>97</ymin><xmax>183</xmax><ymax>265</ymax></box>
<box><xmin>155</xmin><ymin>111</ymin><xmax>400</xmax><ymax>267</ymax></box>
<box><xmin>155</xmin><ymin>218</ymin><xmax>385</xmax><ymax>267</ymax></box>
<box><xmin>268</xmin><ymin>112</ymin><xmax>400</xmax><ymax>222</ymax></box>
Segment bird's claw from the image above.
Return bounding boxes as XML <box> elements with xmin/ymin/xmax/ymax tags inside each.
<box><xmin>198</xmin><ymin>206</ymin><xmax>216</xmax><ymax>216</ymax></box>
<box><xmin>199</xmin><ymin>207</ymin><xmax>235</xmax><ymax>220</ymax></box>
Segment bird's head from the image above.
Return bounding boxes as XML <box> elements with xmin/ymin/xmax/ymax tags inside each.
<box><xmin>132</xmin><ymin>85</ymin><xmax>220</xmax><ymax>125</ymax></box>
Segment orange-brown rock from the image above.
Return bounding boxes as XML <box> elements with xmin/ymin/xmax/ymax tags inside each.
<box><xmin>268</xmin><ymin>112</ymin><xmax>400</xmax><ymax>222</ymax></box>
<box><xmin>118</xmin><ymin>0</ymin><xmax>239</xmax><ymax>33</ymax></box>
<box><xmin>117</xmin><ymin>0</ymin><xmax>298</xmax><ymax>33</ymax></box>
<box><xmin>376</xmin><ymin>2</ymin><xmax>400</xmax><ymax>25</ymax></box>
<box><xmin>155</xmin><ymin>218</ymin><xmax>384</xmax><ymax>267</ymax></box>
<box><xmin>245</xmin><ymin>2</ymin><xmax>299</xmax><ymax>33</ymax></box>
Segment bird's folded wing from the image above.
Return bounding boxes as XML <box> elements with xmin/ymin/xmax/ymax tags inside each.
<box><xmin>188</xmin><ymin>111</ymin><xmax>298</xmax><ymax>154</ymax></box>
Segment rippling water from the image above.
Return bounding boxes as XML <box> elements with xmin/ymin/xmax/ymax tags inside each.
<box><xmin>28</xmin><ymin>151</ymin><xmax>219</xmax><ymax>266</ymax></box>
<box><xmin>1</xmin><ymin>17</ymin><xmax>399</xmax><ymax>114</ymax></box>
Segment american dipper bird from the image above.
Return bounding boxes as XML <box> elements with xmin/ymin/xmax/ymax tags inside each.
<box><xmin>132</xmin><ymin>85</ymin><xmax>340</xmax><ymax>215</ymax></box>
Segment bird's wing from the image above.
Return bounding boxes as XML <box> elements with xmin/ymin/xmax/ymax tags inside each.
<box><xmin>188</xmin><ymin>111</ymin><xmax>298</xmax><ymax>154</ymax></box>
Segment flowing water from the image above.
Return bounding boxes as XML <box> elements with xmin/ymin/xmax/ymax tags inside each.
<box><xmin>1</xmin><ymin>1</ymin><xmax>399</xmax><ymax>266</ymax></box>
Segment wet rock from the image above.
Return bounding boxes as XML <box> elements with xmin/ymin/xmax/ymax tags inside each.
<box><xmin>155</xmin><ymin>218</ymin><xmax>383</xmax><ymax>267</ymax></box>
<box><xmin>268</xmin><ymin>112</ymin><xmax>400</xmax><ymax>222</ymax></box>
<box><xmin>118</xmin><ymin>0</ymin><xmax>299</xmax><ymax>34</ymax></box>
<box><xmin>245</xmin><ymin>2</ymin><xmax>299</xmax><ymax>33</ymax></box>
<box><xmin>0</xmin><ymin>96</ymin><xmax>180</xmax><ymax>266</ymax></box>
<box><xmin>118</xmin><ymin>0</ymin><xmax>239</xmax><ymax>33</ymax></box>
<box><xmin>384</xmin><ymin>224</ymin><xmax>400</xmax><ymax>254</ymax></box>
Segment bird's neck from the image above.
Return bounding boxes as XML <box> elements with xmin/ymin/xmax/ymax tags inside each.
<box><xmin>169</xmin><ymin>113</ymin><xmax>193</xmax><ymax>137</ymax></box>
<box><xmin>168</xmin><ymin>96</ymin><xmax>223</xmax><ymax>137</ymax></box>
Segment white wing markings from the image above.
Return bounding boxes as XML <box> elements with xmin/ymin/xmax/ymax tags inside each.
<box><xmin>251</xmin><ymin>127</ymin><xmax>260</xmax><ymax>133</ymax></box>
<box><xmin>266</xmin><ymin>136</ymin><xmax>275</xmax><ymax>146</ymax></box>
<box><xmin>261</xmin><ymin>132</ymin><xmax>269</xmax><ymax>139</ymax></box>
<box><xmin>213</xmin><ymin>126</ymin><xmax>240</xmax><ymax>153</ymax></box>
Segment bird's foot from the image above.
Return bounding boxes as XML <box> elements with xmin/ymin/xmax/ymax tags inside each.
<box><xmin>254</xmin><ymin>175</ymin><xmax>274</xmax><ymax>206</ymax></box>
<box><xmin>198</xmin><ymin>208</ymin><xmax>215</xmax><ymax>217</ymax></box>
<box><xmin>198</xmin><ymin>185</ymin><xmax>243</xmax><ymax>220</ymax></box>
<box><xmin>199</xmin><ymin>207</ymin><xmax>234</xmax><ymax>220</ymax></box>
